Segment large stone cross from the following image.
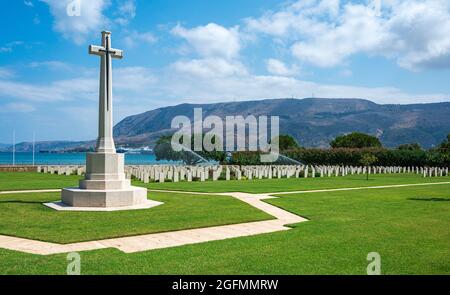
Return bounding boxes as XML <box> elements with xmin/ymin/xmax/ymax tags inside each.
<box><xmin>89</xmin><ymin>31</ymin><xmax>123</xmax><ymax>154</ymax></box>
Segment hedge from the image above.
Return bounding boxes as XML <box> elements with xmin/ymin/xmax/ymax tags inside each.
<box><xmin>229</xmin><ymin>148</ymin><xmax>450</xmax><ymax>167</ymax></box>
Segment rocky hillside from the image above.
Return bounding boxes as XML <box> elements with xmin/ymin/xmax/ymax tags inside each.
<box><xmin>113</xmin><ymin>98</ymin><xmax>450</xmax><ymax>148</ymax></box>
<box><xmin>3</xmin><ymin>98</ymin><xmax>449</xmax><ymax>151</ymax></box>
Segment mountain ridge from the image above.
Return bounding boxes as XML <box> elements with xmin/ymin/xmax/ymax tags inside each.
<box><xmin>113</xmin><ymin>97</ymin><xmax>450</xmax><ymax>148</ymax></box>
<box><xmin>2</xmin><ymin>98</ymin><xmax>449</xmax><ymax>151</ymax></box>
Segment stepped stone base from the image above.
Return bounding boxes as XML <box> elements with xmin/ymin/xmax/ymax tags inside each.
<box><xmin>57</xmin><ymin>152</ymin><xmax>153</xmax><ymax>211</ymax></box>
<box><xmin>44</xmin><ymin>198</ymin><xmax>163</xmax><ymax>212</ymax></box>
<box><xmin>61</xmin><ymin>186</ymin><xmax>148</xmax><ymax>208</ymax></box>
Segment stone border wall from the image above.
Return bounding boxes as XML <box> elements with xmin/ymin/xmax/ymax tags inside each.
<box><xmin>0</xmin><ymin>165</ymin><xmax>38</xmax><ymax>172</ymax></box>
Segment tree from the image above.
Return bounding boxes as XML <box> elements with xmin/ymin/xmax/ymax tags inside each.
<box><xmin>360</xmin><ymin>153</ymin><xmax>378</xmax><ymax>180</ymax></box>
<box><xmin>330</xmin><ymin>132</ymin><xmax>382</xmax><ymax>149</ymax></box>
<box><xmin>154</xmin><ymin>134</ymin><xmax>226</xmax><ymax>165</ymax></box>
<box><xmin>397</xmin><ymin>143</ymin><xmax>422</xmax><ymax>151</ymax></box>
<box><xmin>438</xmin><ymin>133</ymin><xmax>450</xmax><ymax>152</ymax></box>
<box><xmin>275</xmin><ymin>134</ymin><xmax>300</xmax><ymax>151</ymax></box>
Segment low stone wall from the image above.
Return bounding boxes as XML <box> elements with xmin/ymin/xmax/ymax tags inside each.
<box><xmin>0</xmin><ymin>165</ymin><xmax>38</xmax><ymax>172</ymax></box>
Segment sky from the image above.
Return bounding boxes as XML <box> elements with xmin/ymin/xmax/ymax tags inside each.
<box><xmin>1</xmin><ymin>0</ymin><xmax>450</xmax><ymax>143</ymax></box>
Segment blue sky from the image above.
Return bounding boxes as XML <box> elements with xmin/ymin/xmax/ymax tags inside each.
<box><xmin>1</xmin><ymin>0</ymin><xmax>450</xmax><ymax>143</ymax></box>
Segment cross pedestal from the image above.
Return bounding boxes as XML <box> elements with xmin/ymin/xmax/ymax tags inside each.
<box><xmin>48</xmin><ymin>31</ymin><xmax>158</xmax><ymax>211</ymax></box>
<box><xmin>61</xmin><ymin>153</ymin><xmax>148</xmax><ymax>208</ymax></box>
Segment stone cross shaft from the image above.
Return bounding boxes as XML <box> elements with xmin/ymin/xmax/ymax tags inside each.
<box><xmin>89</xmin><ymin>31</ymin><xmax>123</xmax><ymax>153</ymax></box>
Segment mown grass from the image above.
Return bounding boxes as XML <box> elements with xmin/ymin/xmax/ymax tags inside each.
<box><xmin>140</xmin><ymin>173</ymin><xmax>450</xmax><ymax>193</ymax></box>
<box><xmin>0</xmin><ymin>191</ymin><xmax>272</xmax><ymax>243</ymax></box>
<box><xmin>0</xmin><ymin>172</ymin><xmax>81</xmax><ymax>191</ymax></box>
<box><xmin>1</xmin><ymin>183</ymin><xmax>449</xmax><ymax>274</ymax></box>
<box><xmin>1</xmin><ymin>171</ymin><xmax>448</xmax><ymax>194</ymax></box>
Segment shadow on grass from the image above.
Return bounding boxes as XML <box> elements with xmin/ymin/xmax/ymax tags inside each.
<box><xmin>408</xmin><ymin>198</ymin><xmax>450</xmax><ymax>202</ymax></box>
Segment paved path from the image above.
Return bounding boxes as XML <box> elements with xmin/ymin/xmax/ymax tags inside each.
<box><xmin>0</xmin><ymin>193</ymin><xmax>306</xmax><ymax>255</ymax></box>
<box><xmin>273</xmin><ymin>181</ymin><xmax>450</xmax><ymax>195</ymax></box>
<box><xmin>0</xmin><ymin>181</ymin><xmax>448</xmax><ymax>255</ymax></box>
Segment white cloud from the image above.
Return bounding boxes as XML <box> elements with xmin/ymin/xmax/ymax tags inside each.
<box><xmin>171</xmin><ymin>58</ymin><xmax>247</xmax><ymax>78</ymax></box>
<box><xmin>171</xmin><ymin>23</ymin><xmax>241</xmax><ymax>60</ymax></box>
<box><xmin>29</xmin><ymin>61</ymin><xmax>72</xmax><ymax>71</ymax></box>
<box><xmin>0</xmin><ymin>66</ymin><xmax>157</xmax><ymax>115</ymax></box>
<box><xmin>0</xmin><ymin>68</ymin><xmax>15</xmax><ymax>79</ymax></box>
<box><xmin>160</xmin><ymin>70</ymin><xmax>450</xmax><ymax>105</ymax></box>
<box><xmin>114</xmin><ymin>67</ymin><xmax>157</xmax><ymax>94</ymax></box>
<box><xmin>24</xmin><ymin>1</ymin><xmax>34</xmax><ymax>7</ymax></box>
<box><xmin>339</xmin><ymin>69</ymin><xmax>353</xmax><ymax>77</ymax></box>
<box><xmin>115</xmin><ymin>0</ymin><xmax>136</xmax><ymax>26</ymax></box>
<box><xmin>0</xmin><ymin>77</ymin><xmax>97</xmax><ymax>102</ymax></box>
<box><xmin>123</xmin><ymin>31</ymin><xmax>157</xmax><ymax>48</ymax></box>
<box><xmin>245</xmin><ymin>0</ymin><xmax>450</xmax><ymax>70</ymax></box>
<box><xmin>0</xmin><ymin>103</ymin><xmax>35</xmax><ymax>113</ymax></box>
<box><xmin>41</xmin><ymin>0</ymin><xmax>109</xmax><ymax>45</ymax></box>
<box><xmin>266</xmin><ymin>58</ymin><xmax>299</xmax><ymax>76</ymax></box>
<box><xmin>0</xmin><ymin>41</ymin><xmax>25</xmax><ymax>53</ymax></box>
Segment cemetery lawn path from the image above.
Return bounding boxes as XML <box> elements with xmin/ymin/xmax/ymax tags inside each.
<box><xmin>0</xmin><ymin>191</ymin><xmax>272</xmax><ymax>244</ymax></box>
<box><xmin>140</xmin><ymin>173</ymin><xmax>450</xmax><ymax>193</ymax></box>
<box><xmin>0</xmin><ymin>183</ymin><xmax>449</xmax><ymax>274</ymax></box>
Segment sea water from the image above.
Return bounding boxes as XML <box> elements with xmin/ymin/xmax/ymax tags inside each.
<box><xmin>0</xmin><ymin>152</ymin><xmax>173</xmax><ymax>165</ymax></box>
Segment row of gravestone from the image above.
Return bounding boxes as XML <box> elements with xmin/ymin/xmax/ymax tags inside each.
<box><xmin>36</xmin><ymin>165</ymin><xmax>450</xmax><ymax>182</ymax></box>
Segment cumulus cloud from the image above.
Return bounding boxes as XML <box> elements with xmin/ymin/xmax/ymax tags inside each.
<box><xmin>0</xmin><ymin>67</ymin><xmax>15</xmax><ymax>79</ymax></box>
<box><xmin>41</xmin><ymin>0</ymin><xmax>109</xmax><ymax>45</ymax></box>
<box><xmin>171</xmin><ymin>23</ymin><xmax>241</xmax><ymax>60</ymax></box>
<box><xmin>29</xmin><ymin>61</ymin><xmax>72</xmax><ymax>71</ymax></box>
<box><xmin>266</xmin><ymin>58</ymin><xmax>299</xmax><ymax>76</ymax></box>
<box><xmin>171</xmin><ymin>58</ymin><xmax>247</xmax><ymax>78</ymax></box>
<box><xmin>0</xmin><ymin>103</ymin><xmax>35</xmax><ymax>113</ymax></box>
<box><xmin>245</xmin><ymin>0</ymin><xmax>450</xmax><ymax>70</ymax></box>
<box><xmin>115</xmin><ymin>0</ymin><xmax>136</xmax><ymax>26</ymax></box>
<box><xmin>0</xmin><ymin>77</ymin><xmax>97</xmax><ymax>102</ymax></box>
<box><xmin>123</xmin><ymin>30</ymin><xmax>157</xmax><ymax>48</ymax></box>
<box><xmin>160</xmin><ymin>69</ymin><xmax>450</xmax><ymax>105</ymax></box>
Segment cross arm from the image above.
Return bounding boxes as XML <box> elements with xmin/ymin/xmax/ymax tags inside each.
<box><xmin>89</xmin><ymin>45</ymin><xmax>105</xmax><ymax>56</ymax></box>
<box><xmin>109</xmin><ymin>48</ymin><xmax>124</xmax><ymax>59</ymax></box>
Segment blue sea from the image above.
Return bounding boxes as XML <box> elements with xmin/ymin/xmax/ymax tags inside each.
<box><xmin>0</xmin><ymin>152</ymin><xmax>173</xmax><ymax>165</ymax></box>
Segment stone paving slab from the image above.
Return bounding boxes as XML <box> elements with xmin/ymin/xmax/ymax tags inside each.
<box><xmin>0</xmin><ymin>192</ymin><xmax>306</xmax><ymax>255</ymax></box>
<box><xmin>2</xmin><ymin>181</ymin><xmax>446</xmax><ymax>256</ymax></box>
<box><xmin>273</xmin><ymin>181</ymin><xmax>450</xmax><ymax>195</ymax></box>
<box><xmin>43</xmin><ymin>200</ymin><xmax>164</xmax><ymax>212</ymax></box>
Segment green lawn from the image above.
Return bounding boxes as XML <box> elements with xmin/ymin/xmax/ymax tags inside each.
<box><xmin>1</xmin><ymin>183</ymin><xmax>449</xmax><ymax>274</ymax></box>
<box><xmin>139</xmin><ymin>173</ymin><xmax>450</xmax><ymax>193</ymax></box>
<box><xmin>0</xmin><ymin>175</ymin><xmax>450</xmax><ymax>274</ymax></box>
<box><xmin>0</xmin><ymin>191</ymin><xmax>272</xmax><ymax>243</ymax></box>
<box><xmin>0</xmin><ymin>172</ymin><xmax>81</xmax><ymax>191</ymax></box>
<box><xmin>1</xmin><ymin>172</ymin><xmax>448</xmax><ymax>194</ymax></box>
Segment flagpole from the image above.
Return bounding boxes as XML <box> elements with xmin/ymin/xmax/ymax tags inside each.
<box><xmin>12</xmin><ymin>130</ymin><xmax>15</xmax><ymax>166</ymax></box>
<box><xmin>32</xmin><ymin>132</ymin><xmax>35</xmax><ymax>166</ymax></box>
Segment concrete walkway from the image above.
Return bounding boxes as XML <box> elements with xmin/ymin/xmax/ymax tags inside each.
<box><xmin>0</xmin><ymin>192</ymin><xmax>306</xmax><ymax>255</ymax></box>
<box><xmin>0</xmin><ymin>181</ymin><xmax>449</xmax><ymax>255</ymax></box>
